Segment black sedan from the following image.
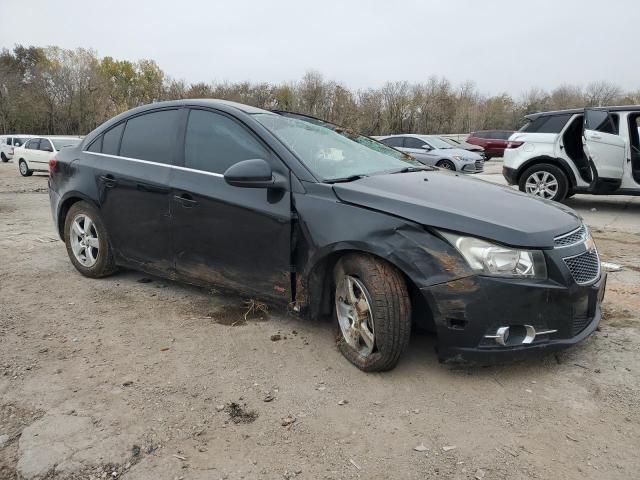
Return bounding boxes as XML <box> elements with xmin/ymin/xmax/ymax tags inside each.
<box><xmin>48</xmin><ymin>99</ymin><xmax>606</xmax><ymax>371</ymax></box>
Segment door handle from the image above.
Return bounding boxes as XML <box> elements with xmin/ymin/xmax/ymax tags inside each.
<box><xmin>173</xmin><ymin>194</ymin><xmax>197</xmax><ymax>208</ymax></box>
<box><xmin>590</xmin><ymin>134</ymin><xmax>602</xmax><ymax>140</ymax></box>
<box><xmin>99</xmin><ymin>174</ymin><xmax>117</xmax><ymax>188</ymax></box>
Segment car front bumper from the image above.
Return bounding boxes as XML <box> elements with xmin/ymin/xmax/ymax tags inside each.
<box><xmin>460</xmin><ymin>159</ymin><xmax>485</xmax><ymax>174</ymax></box>
<box><xmin>421</xmin><ymin>272</ymin><xmax>606</xmax><ymax>364</ymax></box>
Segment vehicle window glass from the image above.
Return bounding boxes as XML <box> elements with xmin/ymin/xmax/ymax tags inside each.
<box><xmin>13</xmin><ymin>137</ymin><xmax>28</xmax><ymax>147</ymax></box>
<box><xmin>51</xmin><ymin>138</ymin><xmax>81</xmax><ymax>150</ymax></box>
<box><xmin>381</xmin><ymin>137</ymin><xmax>404</xmax><ymax>147</ymax></box>
<box><xmin>585</xmin><ymin>110</ymin><xmax>619</xmax><ymax>135</ymax></box>
<box><xmin>254</xmin><ymin>113</ymin><xmax>419</xmax><ymax>181</ymax></box>
<box><xmin>87</xmin><ymin>136</ymin><xmax>102</xmax><ymax>153</ymax></box>
<box><xmin>39</xmin><ymin>139</ymin><xmax>53</xmax><ymax>151</ymax></box>
<box><xmin>26</xmin><ymin>139</ymin><xmax>40</xmax><ymax>150</ymax></box>
<box><xmin>102</xmin><ymin>122</ymin><xmax>125</xmax><ymax>155</ymax></box>
<box><xmin>536</xmin><ymin>114</ymin><xmax>572</xmax><ymax>134</ymax></box>
<box><xmin>120</xmin><ymin>110</ymin><xmax>179</xmax><ymax>163</ymax></box>
<box><xmin>6</xmin><ymin>137</ymin><xmax>12</xmax><ymax>145</ymax></box>
<box><xmin>404</xmin><ymin>137</ymin><xmax>427</xmax><ymax>149</ymax></box>
<box><xmin>184</xmin><ymin>109</ymin><xmax>270</xmax><ymax>174</ymax></box>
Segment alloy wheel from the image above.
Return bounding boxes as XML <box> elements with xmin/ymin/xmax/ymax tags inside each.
<box><xmin>525</xmin><ymin>171</ymin><xmax>558</xmax><ymax>199</ymax></box>
<box><xmin>70</xmin><ymin>214</ymin><xmax>100</xmax><ymax>267</ymax></box>
<box><xmin>19</xmin><ymin>161</ymin><xmax>27</xmax><ymax>175</ymax></box>
<box><xmin>335</xmin><ymin>275</ymin><xmax>376</xmax><ymax>356</ymax></box>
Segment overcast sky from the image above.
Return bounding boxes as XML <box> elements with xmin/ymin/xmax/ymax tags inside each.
<box><xmin>1</xmin><ymin>0</ymin><xmax>638</xmax><ymax>95</ymax></box>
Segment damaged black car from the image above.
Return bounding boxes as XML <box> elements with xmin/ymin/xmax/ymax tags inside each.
<box><xmin>48</xmin><ymin>99</ymin><xmax>606</xmax><ymax>371</ymax></box>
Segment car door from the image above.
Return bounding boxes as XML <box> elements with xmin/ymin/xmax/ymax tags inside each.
<box><xmin>85</xmin><ymin>108</ymin><xmax>179</xmax><ymax>272</ymax></box>
<box><xmin>402</xmin><ymin>137</ymin><xmax>438</xmax><ymax>166</ymax></box>
<box><xmin>36</xmin><ymin>138</ymin><xmax>54</xmax><ymax>169</ymax></box>
<box><xmin>23</xmin><ymin>138</ymin><xmax>41</xmax><ymax>166</ymax></box>
<box><xmin>170</xmin><ymin>107</ymin><xmax>292</xmax><ymax>300</ymax></box>
<box><xmin>583</xmin><ymin>109</ymin><xmax>626</xmax><ymax>180</ymax></box>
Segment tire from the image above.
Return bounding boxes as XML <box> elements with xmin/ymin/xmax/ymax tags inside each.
<box><xmin>518</xmin><ymin>163</ymin><xmax>569</xmax><ymax>202</ymax></box>
<box><xmin>333</xmin><ymin>254</ymin><xmax>411</xmax><ymax>372</ymax></box>
<box><xmin>1</xmin><ymin>152</ymin><xmax>8</xmax><ymax>163</ymax></box>
<box><xmin>18</xmin><ymin>159</ymin><xmax>32</xmax><ymax>177</ymax></box>
<box><xmin>64</xmin><ymin>201</ymin><xmax>117</xmax><ymax>278</ymax></box>
<box><xmin>436</xmin><ymin>159</ymin><xmax>456</xmax><ymax>171</ymax></box>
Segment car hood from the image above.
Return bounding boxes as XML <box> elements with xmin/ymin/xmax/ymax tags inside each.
<box><xmin>433</xmin><ymin>148</ymin><xmax>482</xmax><ymax>160</ymax></box>
<box><xmin>332</xmin><ymin>171</ymin><xmax>581</xmax><ymax>248</ymax></box>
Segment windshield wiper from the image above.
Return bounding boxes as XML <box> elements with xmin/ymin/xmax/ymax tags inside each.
<box><xmin>389</xmin><ymin>166</ymin><xmax>428</xmax><ymax>174</ymax></box>
<box><xmin>323</xmin><ymin>174</ymin><xmax>368</xmax><ymax>184</ymax></box>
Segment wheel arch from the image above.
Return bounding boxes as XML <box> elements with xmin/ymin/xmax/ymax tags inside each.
<box><xmin>516</xmin><ymin>155</ymin><xmax>577</xmax><ymax>188</ymax></box>
<box><xmin>297</xmin><ymin>246</ymin><xmax>435</xmax><ymax>331</ymax></box>
<box><xmin>56</xmin><ymin>193</ymin><xmax>100</xmax><ymax>240</ymax></box>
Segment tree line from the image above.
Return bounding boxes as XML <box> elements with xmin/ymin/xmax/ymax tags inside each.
<box><xmin>1</xmin><ymin>45</ymin><xmax>638</xmax><ymax>137</ymax></box>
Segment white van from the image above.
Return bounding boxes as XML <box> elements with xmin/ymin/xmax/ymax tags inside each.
<box><xmin>502</xmin><ymin>106</ymin><xmax>640</xmax><ymax>201</ymax></box>
<box><xmin>0</xmin><ymin>135</ymin><xmax>35</xmax><ymax>162</ymax></box>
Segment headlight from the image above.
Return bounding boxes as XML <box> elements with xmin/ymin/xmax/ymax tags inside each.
<box><xmin>439</xmin><ymin>231</ymin><xmax>547</xmax><ymax>279</ymax></box>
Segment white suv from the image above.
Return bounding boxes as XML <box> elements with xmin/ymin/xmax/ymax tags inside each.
<box><xmin>503</xmin><ymin>106</ymin><xmax>640</xmax><ymax>202</ymax></box>
<box><xmin>0</xmin><ymin>135</ymin><xmax>34</xmax><ymax>162</ymax></box>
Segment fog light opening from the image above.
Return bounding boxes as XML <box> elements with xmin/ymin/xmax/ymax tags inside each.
<box><xmin>484</xmin><ymin>324</ymin><xmax>555</xmax><ymax>347</ymax></box>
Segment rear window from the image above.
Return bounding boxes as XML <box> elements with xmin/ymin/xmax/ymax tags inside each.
<box><xmin>51</xmin><ymin>138</ymin><xmax>81</xmax><ymax>150</ymax></box>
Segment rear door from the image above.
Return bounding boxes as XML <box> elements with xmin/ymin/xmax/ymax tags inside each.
<box><xmin>86</xmin><ymin>108</ymin><xmax>179</xmax><ymax>272</ymax></box>
<box><xmin>170</xmin><ymin>107</ymin><xmax>292</xmax><ymax>300</ymax></box>
<box><xmin>583</xmin><ymin>109</ymin><xmax>626</xmax><ymax>180</ymax></box>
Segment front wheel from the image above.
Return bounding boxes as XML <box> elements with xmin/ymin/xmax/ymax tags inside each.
<box><xmin>18</xmin><ymin>159</ymin><xmax>32</xmax><ymax>176</ymax></box>
<box><xmin>64</xmin><ymin>201</ymin><xmax>117</xmax><ymax>278</ymax></box>
<box><xmin>333</xmin><ymin>254</ymin><xmax>411</xmax><ymax>372</ymax></box>
<box><xmin>1</xmin><ymin>152</ymin><xmax>8</xmax><ymax>163</ymax></box>
<box><xmin>436</xmin><ymin>159</ymin><xmax>456</xmax><ymax>171</ymax></box>
<box><xmin>519</xmin><ymin>163</ymin><xmax>569</xmax><ymax>202</ymax></box>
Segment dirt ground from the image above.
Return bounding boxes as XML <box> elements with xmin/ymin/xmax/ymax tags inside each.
<box><xmin>0</xmin><ymin>161</ymin><xmax>639</xmax><ymax>480</ymax></box>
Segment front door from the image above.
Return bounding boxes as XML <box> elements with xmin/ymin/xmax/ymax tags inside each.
<box><xmin>583</xmin><ymin>109</ymin><xmax>626</xmax><ymax>180</ymax></box>
<box><xmin>171</xmin><ymin>108</ymin><xmax>292</xmax><ymax>300</ymax></box>
<box><xmin>88</xmin><ymin>108</ymin><xmax>180</xmax><ymax>272</ymax></box>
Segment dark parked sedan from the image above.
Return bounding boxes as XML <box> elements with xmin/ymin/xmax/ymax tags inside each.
<box><xmin>48</xmin><ymin>100</ymin><xmax>606</xmax><ymax>371</ymax></box>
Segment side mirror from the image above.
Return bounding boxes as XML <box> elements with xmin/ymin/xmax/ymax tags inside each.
<box><xmin>224</xmin><ymin>158</ymin><xmax>285</xmax><ymax>189</ymax></box>
<box><xmin>421</xmin><ymin>144</ymin><xmax>432</xmax><ymax>151</ymax></box>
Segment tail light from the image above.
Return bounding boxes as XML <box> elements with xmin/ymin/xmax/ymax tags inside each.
<box><xmin>48</xmin><ymin>159</ymin><xmax>57</xmax><ymax>174</ymax></box>
<box><xmin>507</xmin><ymin>141</ymin><xmax>524</xmax><ymax>149</ymax></box>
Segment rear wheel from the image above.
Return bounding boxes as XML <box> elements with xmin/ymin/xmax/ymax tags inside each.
<box><xmin>18</xmin><ymin>159</ymin><xmax>32</xmax><ymax>177</ymax></box>
<box><xmin>64</xmin><ymin>201</ymin><xmax>117</xmax><ymax>278</ymax></box>
<box><xmin>333</xmin><ymin>254</ymin><xmax>411</xmax><ymax>372</ymax></box>
<box><xmin>436</xmin><ymin>159</ymin><xmax>456</xmax><ymax>171</ymax></box>
<box><xmin>519</xmin><ymin>163</ymin><xmax>568</xmax><ymax>202</ymax></box>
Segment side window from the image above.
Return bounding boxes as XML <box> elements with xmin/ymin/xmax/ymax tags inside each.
<box><xmin>26</xmin><ymin>139</ymin><xmax>40</xmax><ymax>150</ymax></box>
<box><xmin>102</xmin><ymin>122</ymin><xmax>124</xmax><ymax>155</ymax></box>
<box><xmin>39</xmin><ymin>139</ymin><xmax>53</xmax><ymax>152</ymax></box>
<box><xmin>87</xmin><ymin>136</ymin><xmax>103</xmax><ymax>153</ymax></box>
<box><xmin>381</xmin><ymin>137</ymin><xmax>404</xmax><ymax>148</ymax></box>
<box><xmin>585</xmin><ymin>110</ymin><xmax>619</xmax><ymax>135</ymax></box>
<box><xmin>6</xmin><ymin>137</ymin><xmax>12</xmax><ymax>145</ymax></box>
<box><xmin>404</xmin><ymin>137</ymin><xmax>427</xmax><ymax>149</ymax></box>
<box><xmin>120</xmin><ymin>110</ymin><xmax>179</xmax><ymax>164</ymax></box>
<box><xmin>184</xmin><ymin>109</ymin><xmax>271</xmax><ymax>174</ymax></box>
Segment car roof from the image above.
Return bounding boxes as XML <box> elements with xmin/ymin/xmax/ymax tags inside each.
<box><xmin>525</xmin><ymin>105</ymin><xmax>640</xmax><ymax>120</ymax></box>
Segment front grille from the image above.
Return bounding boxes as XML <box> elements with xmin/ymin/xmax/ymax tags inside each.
<box><xmin>564</xmin><ymin>250</ymin><xmax>600</xmax><ymax>285</ymax></box>
<box><xmin>554</xmin><ymin>225</ymin><xmax>586</xmax><ymax>248</ymax></box>
<box><xmin>475</xmin><ymin>159</ymin><xmax>484</xmax><ymax>172</ymax></box>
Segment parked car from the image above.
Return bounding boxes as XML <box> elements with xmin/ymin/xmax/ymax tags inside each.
<box><xmin>466</xmin><ymin>130</ymin><xmax>515</xmax><ymax>159</ymax></box>
<box><xmin>49</xmin><ymin>99</ymin><xmax>605</xmax><ymax>371</ymax></box>
<box><xmin>0</xmin><ymin>135</ymin><xmax>34</xmax><ymax>162</ymax></box>
<box><xmin>439</xmin><ymin>136</ymin><xmax>485</xmax><ymax>157</ymax></box>
<box><xmin>374</xmin><ymin>134</ymin><xmax>484</xmax><ymax>173</ymax></box>
<box><xmin>503</xmin><ymin>106</ymin><xmax>640</xmax><ymax>202</ymax></box>
<box><xmin>15</xmin><ymin>136</ymin><xmax>82</xmax><ymax>176</ymax></box>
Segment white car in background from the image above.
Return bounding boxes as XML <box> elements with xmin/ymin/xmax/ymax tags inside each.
<box><xmin>0</xmin><ymin>135</ymin><xmax>34</xmax><ymax>162</ymax></box>
<box><xmin>15</xmin><ymin>136</ymin><xmax>82</xmax><ymax>176</ymax></box>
